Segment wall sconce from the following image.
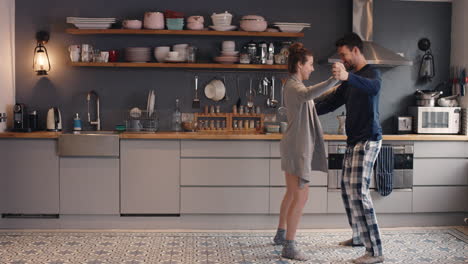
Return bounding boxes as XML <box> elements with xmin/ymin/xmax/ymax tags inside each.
<box><xmin>33</xmin><ymin>31</ymin><xmax>51</xmax><ymax>75</ymax></box>
<box><xmin>418</xmin><ymin>38</ymin><xmax>435</xmax><ymax>82</ymax></box>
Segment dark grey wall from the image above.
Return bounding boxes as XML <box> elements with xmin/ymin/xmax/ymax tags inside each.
<box><xmin>15</xmin><ymin>0</ymin><xmax>451</xmax><ymax>133</ymax></box>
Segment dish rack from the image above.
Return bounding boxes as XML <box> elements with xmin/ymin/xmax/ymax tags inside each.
<box><xmin>194</xmin><ymin>113</ymin><xmax>264</xmax><ymax>133</ymax></box>
<box><xmin>125</xmin><ymin>110</ymin><xmax>159</xmax><ymax>132</ymax></box>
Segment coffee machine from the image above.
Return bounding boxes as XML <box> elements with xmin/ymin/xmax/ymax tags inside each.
<box><xmin>12</xmin><ymin>103</ymin><xmax>31</xmax><ymax>132</ymax></box>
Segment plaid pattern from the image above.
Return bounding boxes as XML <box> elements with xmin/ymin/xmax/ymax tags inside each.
<box><xmin>341</xmin><ymin>140</ymin><xmax>383</xmax><ymax>257</ymax></box>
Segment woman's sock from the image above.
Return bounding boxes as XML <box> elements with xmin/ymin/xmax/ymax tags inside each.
<box><xmin>281</xmin><ymin>240</ymin><xmax>309</xmax><ymax>261</ymax></box>
<box><xmin>273</xmin><ymin>228</ymin><xmax>286</xmax><ymax>245</ymax></box>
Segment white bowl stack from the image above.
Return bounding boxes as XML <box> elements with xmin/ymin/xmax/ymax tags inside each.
<box><xmin>214</xmin><ymin>41</ymin><xmax>239</xmax><ymax>64</ymax></box>
<box><xmin>125</xmin><ymin>47</ymin><xmax>151</xmax><ymax>62</ymax></box>
<box><xmin>273</xmin><ymin>22</ymin><xmax>311</xmax><ymax>33</ymax></box>
<box><xmin>67</xmin><ymin>17</ymin><xmax>117</xmax><ymax>29</ymax></box>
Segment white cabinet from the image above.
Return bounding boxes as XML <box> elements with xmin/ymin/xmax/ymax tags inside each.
<box><xmin>414</xmin><ymin>142</ymin><xmax>466</xmax><ymax>158</ymax></box>
<box><xmin>120</xmin><ymin>140</ymin><xmax>180</xmax><ymax>214</ymax></box>
<box><xmin>270</xmin><ymin>159</ymin><xmax>328</xmax><ymax>186</ymax></box>
<box><xmin>181</xmin><ymin>158</ymin><xmax>269</xmax><ymax>186</ymax></box>
<box><xmin>413</xmin><ymin>186</ymin><xmax>468</xmax><ymax>212</ymax></box>
<box><xmin>270</xmin><ymin>141</ymin><xmax>328</xmax><ymax>157</ymax></box>
<box><xmin>181</xmin><ymin>187</ymin><xmax>269</xmax><ymax>214</ymax></box>
<box><xmin>0</xmin><ymin>139</ymin><xmax>59</xmax><ymax>214</ymax></box>
<box><xmin>181</xmin><ymin>140</ymin><xmax>269</xmax><ymax>157</ymax></box>
<box><xmin>269</xmin><ymin>187</ymin><xmax>327</xmax><ymax>214</ymax></box>
<box><xmin>414</xmin><ymin>159</ymin><xmax>468</xmax><ymax>185</ymax></box>
<box><xmin>327</xmin><ymin>190</ymin><xmax>413</xmax><ymax>213</ymax></box>
<box><xmin>60</xmin><ymin>157</ymin><xmax>119</xmax><ymax>215</ymax></box>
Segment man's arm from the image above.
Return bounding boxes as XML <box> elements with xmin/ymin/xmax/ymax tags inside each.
<box><xmin>315</xmin><ymin>83</ymin><xmax>346</xmax><ymax>115</ymax></box>
<box><xmin>347</xmin><ymin>71</ymin><xmax>381</xmax><ymax>96</ymax></box>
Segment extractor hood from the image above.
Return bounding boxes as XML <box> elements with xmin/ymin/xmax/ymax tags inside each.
<box><xmin>328</xmin><ymin>0</ymin><xmax>413</xmax><ymax>67</ymax></box>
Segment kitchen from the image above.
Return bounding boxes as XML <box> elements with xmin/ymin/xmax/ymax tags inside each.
<box><xmin>0</xmin><ymin>0</ymin><xmax>467</xmax><ymax>263</ymax></box>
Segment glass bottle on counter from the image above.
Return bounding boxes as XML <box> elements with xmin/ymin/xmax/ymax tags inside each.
<box><xmin>172</xmin><ymin>98</ymin><xmax>182</xmax><ymax>132</ymax></box>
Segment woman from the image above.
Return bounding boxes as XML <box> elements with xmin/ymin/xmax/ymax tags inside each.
<box><xmin>274</xmin><ymin>43</ymin><xmax>339</xmax><ymax>261</ymax></box>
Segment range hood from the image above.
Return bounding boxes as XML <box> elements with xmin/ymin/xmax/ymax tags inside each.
<box><xmin>328</xmin><ymin>0</ymin><xmax>413</xmax><ymax>67</ymax></box>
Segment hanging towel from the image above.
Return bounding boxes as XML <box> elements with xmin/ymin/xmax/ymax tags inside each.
<box><xmin>375</xmin><ymin>145</ymin><xmax>394</xmax><ymax>196</ymax></box>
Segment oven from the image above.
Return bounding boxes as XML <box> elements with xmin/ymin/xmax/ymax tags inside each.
<box><xmin>327</xmin><ymin>142</ymin><xmax>413</xmax><ymax>190</ymax></box>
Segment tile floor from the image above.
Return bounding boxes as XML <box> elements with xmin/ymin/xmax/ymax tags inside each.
<box><xmin>0</xmin><ymin>227</ymin><xmax>466</xmax><ymax>264</ymax></box>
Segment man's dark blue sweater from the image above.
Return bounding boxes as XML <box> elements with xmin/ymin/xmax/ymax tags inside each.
<box><xmin>315</xmin><ymin>64</ymin><xmax>382</xmax><ymax>145</ymax></box>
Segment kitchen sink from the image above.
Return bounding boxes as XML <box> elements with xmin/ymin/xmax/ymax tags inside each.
<box><xmin>65</xmin><ymin>130</ymin><xmax>119</xmax><ymax>135</ymax></box>
<box><xmin>58</xmin><ymin>132</ymin><xmax>120</xmax><ymax>157</ymax></box>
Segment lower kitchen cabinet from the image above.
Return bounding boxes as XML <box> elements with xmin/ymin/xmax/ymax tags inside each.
<box><xmin>270</xmin><ymin>159</ymin><xmax>328</xmax><ymax>186</ymax></box>
<box><xmin>413</xmin><ymin>186</ymin><xmax>468</xmax><ymax>212</ymax></box>
<box><xmin>327</xmin><ymin>190</ymin><xmax>413</xmax><ymax>213</ymax></box>
<box><xmin>181</xmin><ymin>158</ymin><xmax>269</xmax><ymax>186</ymax></box>
<box><xmin>120</xmin><ymin>140</ymin><xmax>180</xmax><ymax>214</ymax></box>
<box><xmin>181</xmin><ymin>187</ymin><xmax>269</xmax><ymax>214</ymax></box>
<box><xmin>0</xmin><ymin>139</ymin><xmax>59</xmax><ymax>214</ymax></box>
<box><xmin>414</xmin><ymin>159</ymin><xmax>468</xmax><ymax>185</ymax></box>
<box><xmin>269</xmin><ymin>187</ymin><xmax>327</xmax><ymax>214</ymax></box>
<box><xmin>60</xmin><ymin>157</ymin><xmax>119</xmax><ymax>215</ymax></box>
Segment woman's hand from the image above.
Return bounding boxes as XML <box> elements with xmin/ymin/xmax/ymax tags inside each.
<box><xmin>332</xmin><ymin>62</ymin><xmax>349</xmax><ymax>81</ymax></box>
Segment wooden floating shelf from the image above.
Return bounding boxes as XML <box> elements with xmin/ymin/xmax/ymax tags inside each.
<box><xmin>66</xmin><ymin>28</ymin><xmax>304</xmax><ymax>38</ymax></box>
<box><xmin>70</xmin><ymin>62</ymin><xmax>287</xmax><ymax>70</ymax></box>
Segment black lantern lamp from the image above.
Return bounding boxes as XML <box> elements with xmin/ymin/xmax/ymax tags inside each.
<box><xmin>33</xmin><ymin>31</ymin><xmax>51</xmax><ymax>75</ymax></box>
<box><xmin>418</xmin><ymin>38</ymin><xmax>435</xmax><ymax>82</ymax></box>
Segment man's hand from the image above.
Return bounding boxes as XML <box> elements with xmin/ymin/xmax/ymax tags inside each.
<box><xmin>332</xmin><ymin>62</ymin><xmax>349</xmax><ymax>81</ymax></box>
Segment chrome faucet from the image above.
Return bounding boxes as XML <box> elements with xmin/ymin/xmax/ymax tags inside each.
<box><xmin>87</xmin><ymin>90</ymin><xmax>101</xmax><ymax>130</ymax></box>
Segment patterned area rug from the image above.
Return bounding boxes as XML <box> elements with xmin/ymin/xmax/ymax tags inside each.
<box><xmin>0</xmin><ymin>227</ymin><xmax>466</xmax><ymax>264</ymax></box>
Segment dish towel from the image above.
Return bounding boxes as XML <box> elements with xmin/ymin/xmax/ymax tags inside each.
<box><xmin>375</xmin><ymin>145</ymin><xmax>394</xmax><ymax>196</ymax></box>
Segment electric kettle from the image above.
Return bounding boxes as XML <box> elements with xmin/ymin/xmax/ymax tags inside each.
<box><xmin>46</xmin><ymin>107</ymin><xmax>62</xmax><ymax>131</ymax></box>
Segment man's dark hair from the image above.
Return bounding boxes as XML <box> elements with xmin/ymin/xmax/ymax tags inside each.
<box><xmin>335</xmin><ymin>32</ymin><xmax>363</xmax><ymax>52</ymax></box>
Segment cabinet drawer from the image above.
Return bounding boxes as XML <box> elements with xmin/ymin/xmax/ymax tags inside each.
<box><xmin>270</xmin><ymin>142</ymin><xmax>328</xmax><ymax>158</ymax></box>
<box><xmin>181</xmin><ymin>159</ymin><xmax>268</xmax><ymax>186</ymax></box>
<box><xmin>270</xmin><ymin>159</ymin><xmax>328</xmax><ymax>186</ymax></box>
<box><xmin>413</xmin><ymin>186</ymin><xmax>468</xmax><ymax>212</ymax></box>
<box><xmin>414</xmin><ymin>159</ymin><xmax>468</xmax><ymax>185</ymax></box>
<box><xmin>327</xmin><ymin>190</ymin><xmax>413</xmax><ymax>213</ymax></box>
<box><xmin>60</xmin><ymin>157</ymin><xmax>119</xmax><ymax>215</ymax></box>
<box><xmin>414</xmin><ymin>142</ymin><xmax>466</xmax><ymax>158</ymax></box>
<box><xmin>269</xmin><ymin>187</ymin><xmax>327</xmax><ymax>214</ymax></box>
<box><xmin>181</xmin><ymin>187</ymin><xmax>269</xmax><ymax>214</ymax></box>
<box><xmin>181</xmin><ymin>140</ymin><xmax>269</xmax><ymax>157</ymax></box>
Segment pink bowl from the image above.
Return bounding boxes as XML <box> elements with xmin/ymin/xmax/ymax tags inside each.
<box><xmin>187</xmin><ymin>22</ymin><xmax>204</xmax><ymax>30</ymax></box>
<box><xmin>240</xmin><ymin>20</ymin><xmax>267</xmax><ymax>32</ymax></box>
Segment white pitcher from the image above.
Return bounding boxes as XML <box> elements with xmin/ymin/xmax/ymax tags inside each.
<box><xmin>144</xmin><ymin>12</ymin><xmax>164</xmax><ymax>30</ymax></box>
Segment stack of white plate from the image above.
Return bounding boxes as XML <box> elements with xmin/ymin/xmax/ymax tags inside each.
<box><xmin>273</xmin><ymin>22</ymin><xmax>311</xmax><ymax>33</ymax></box>
<box><xmin>66</xmin><ymin>17</ymin><xmax>117</xmax><ymax>29</ymax></box>
<box><xmin>125</xmin><ymin>47</ymin><xmax>151</xmax><ymax>63</ymax></box>
<box><xmin>214</xmin><ymin>50</ymin><xmax>239</xmax><ymax>64</ymax></box>
<box><xmin>462</xmin><ymin>108</ymin><xmax>468</xmax><ymax>135</ymax></box>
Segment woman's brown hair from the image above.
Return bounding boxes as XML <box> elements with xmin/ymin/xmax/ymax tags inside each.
<box><xmin>288</xmin><ymin>42</ymin><xmax>313</xmax><ymax>74</ymax></box>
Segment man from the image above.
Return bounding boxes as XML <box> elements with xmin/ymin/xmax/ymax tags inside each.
<box><xmin>315</xmin><ymin>33</ymin><xmax>384</xmax><ymax>264</ymax></box>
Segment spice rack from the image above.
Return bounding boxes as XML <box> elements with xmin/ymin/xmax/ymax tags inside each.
<box><xmin>194</xmin><ymin>113</ymin><xmax>264</xmax><ymax>133</ymax></box>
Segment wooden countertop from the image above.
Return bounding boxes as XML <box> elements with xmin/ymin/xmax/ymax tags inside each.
<box><xmin>0</xmin><ymin>131</ymin><xmax>467</xmax><ymax>141</ymax></box>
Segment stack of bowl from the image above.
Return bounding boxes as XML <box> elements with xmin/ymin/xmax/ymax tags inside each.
<box><xmin>187</xmin><ymin>16</ymin><xmax>204</xmax><ymax>30</ymax></box>
<box><xmin>165</xmin><ymin>10</ymin><xmax>184</xmax><ymax>30</ymax></box>
<box><xmin>209</xmin><ymin>11</ymin><xmax>236</xmax><ymax>31</ymax></box>
<box><xmin>240</xmin><ymin>15</ymin><xmax>268</xmax><ymax>32</ymax></box>
<box><xmin>214</xmin><ymin>40</ymin><xmax>239</xmax><ymax>64</ymax></box>
<box><xmin>125</xmin><ymin>47</ymin><xmax>151</xmax><ymax>62</ymax></box>
<box><xmin>166</xmin><ymin>18</ymin><xmax>184</xmax><ymax>30</ymax></box>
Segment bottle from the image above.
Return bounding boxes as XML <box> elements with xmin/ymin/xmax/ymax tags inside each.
<box><xmin>172</xmin><ymin>99</ymin><xmax>182</xmax><ymax>132</ymax></box>
<box><xmin>337</xmin><ymin>112</ymin><xmax>346</xmax><ymax>135</ymax></box>
<box><xmin>73</xmin><ymin>113</ymin><xmax>82</xmax><ymax>131</ymax></box>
